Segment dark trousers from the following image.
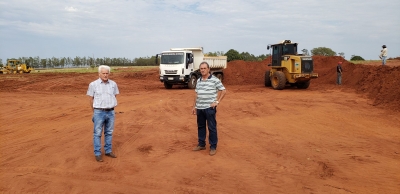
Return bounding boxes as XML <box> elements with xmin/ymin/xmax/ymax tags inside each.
<box><xmin>337</xmin><ymin>72</ymin><xmax>342</xmax><ymax>85</ymax></box>
<box><xmin>197</xmin><ymin>107</ymin><xmax>218</xmax><ymax>150</ymax></box>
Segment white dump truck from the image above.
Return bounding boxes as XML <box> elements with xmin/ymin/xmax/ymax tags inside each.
<box><xmin>156</xmin><ymin>47</ymin><xmax>227</xmax><ymax>89</ymax></box>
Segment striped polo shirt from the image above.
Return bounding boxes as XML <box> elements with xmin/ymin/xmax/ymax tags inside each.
<box><xmin>195</xmin><ymin>74</ymin><xmax>225</xmax><ymax>109</ymax></box>
<box><xmin>87</xmin><ymin>78</ymin><xmax>119</xmax><ymax>108</ymax></box>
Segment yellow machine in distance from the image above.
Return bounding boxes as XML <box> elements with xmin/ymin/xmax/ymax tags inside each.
<box><xmin>265</xmin><ymin>40</ymin><xmax>318</xmax><ymax>90</ymax></box>
<box><xmin>0</xmin><ymin>59</ymin><xmax>34</xmax><ymax>74</ymax></box>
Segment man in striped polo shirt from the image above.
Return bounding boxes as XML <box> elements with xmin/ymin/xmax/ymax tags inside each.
<box><xmin>192</xmin><ymin>62</ymin><xmax>227</xmax><ymax>156</ymax></box>
<box><xmin>87</xmin><ymin>65</ymin><xmax>119</xmax><ymax>162</ymax></box>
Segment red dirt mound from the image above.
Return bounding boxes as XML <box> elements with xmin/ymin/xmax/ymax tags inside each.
<box><xmin>223</xmin><ymin>56</ymin><xmax>400</xmax><ymax>111</ymax></box>
<box><xmin>312</xmin><ymin>56</ymin><xmax>400</xmax><ymax>111</ymax></box>
<box><xmin>223</xmin><ymin>59</ymin><xmax>270</xmax><ymax>85</ymax></box>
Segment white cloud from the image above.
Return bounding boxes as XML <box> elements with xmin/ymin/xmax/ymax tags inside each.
<box><xmin>0</xmin><ymin>0</ymin><xmax>399</xmax><ymax>60</ymax></box>
<box><xmin>65</xmin><ymin>6</ymin><xmax>78</xmax><ymax>12</ymax></box>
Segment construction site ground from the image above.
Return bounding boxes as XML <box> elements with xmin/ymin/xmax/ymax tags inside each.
<box><xmin>1</xmin><ymin>57</ymin><xmax>399</xmax><ymax>193</ymax></box>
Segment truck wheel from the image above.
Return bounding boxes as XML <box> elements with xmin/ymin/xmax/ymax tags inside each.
<box><xmin>188</xmin><ymin>75</ymin><xmax>197</xmax><ymax>89</ymax></box>
<box><xmin>264</xmin><ymin>70</ymin><xmax>271</xmax><ymax>87</ymax></box>
<box><xmin>216</xmin><ymin>74</ymin><xmax>223</xmax><ymax>82</ymax></box>
<box><xmin>164</xmin><ymin>82</ymin><xmax>173</xmax><ymax>89</ymax></box>
<box><xmin>271</xmin><ymin>71</ymin><xmax>286</xmax><ymax>90</ymax></box>
<box><xmin>297</xmin><ymin>80</ymin><xmax>311</xmax><ymax>89</ymax></box>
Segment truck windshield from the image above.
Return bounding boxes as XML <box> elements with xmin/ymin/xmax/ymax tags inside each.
<box><xmin>161</xmin><ymin>52</ymin><xmax>184</xmax><ymax>64</ymax></box>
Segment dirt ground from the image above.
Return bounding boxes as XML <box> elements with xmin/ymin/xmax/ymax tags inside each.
<box><xmin>0</xmin><ymin>57</ymin><xmax>399</xmax><ymax>193</ymax></box>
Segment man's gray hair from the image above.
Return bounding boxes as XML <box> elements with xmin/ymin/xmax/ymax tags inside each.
<box><xmin>199</xmin><ymin>61</ymin><xmax>210</xmax><ymax>68</ymax></box>
<box><xmin>98</xmin><ymin>65</ymin><xmax>111</xmax><ymax>73</ymax></box>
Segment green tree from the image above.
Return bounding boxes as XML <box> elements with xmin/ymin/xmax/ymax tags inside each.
<box><xmin>216</xmin><ymin>51</ymin><xmax>225</xmax><ymax>56</ymax></box>
<box><xmin>240</xmin><ymin>52</ymin><xmax>257</xmax><ymax>61</ymax></box>
<box><xmin>225</xmin><ymin>49</ymin><xmax>242</xmax><ymax>62</ymax></box>
<box><xmin>40</xmin><ymin>59</ymin><xmax>47</xmax><ymax>68</ymax></box>
<box><xmin>311</xmin><ymin>47</ymin><xmax>337</xmax><ymax>56</ymax></box>
<box><xmin>256</xmin><ymin>54</ymin><xmax>269</xmax><ymax>61</ymax></box>
<box><xmin>205</xmin><ymin>52</ymin><xmax>218</xmax><ymax>56</ymax></box>
<box><xmin>73</xmin><ymin>56</ymin><xmax>81</xmax><ymax>67</ymax></box>
<box><xmin>338</xmin><ymin>52</ymin><xmax>345</xmax><ymax>59</ymax></box>
<box><xmin>350</xmin><ymin>55</ymin><xmax>365</xmax><ymax>61</ymax></box>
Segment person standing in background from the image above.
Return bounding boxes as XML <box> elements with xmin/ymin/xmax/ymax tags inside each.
<box><xmin>379</xmin><ymin>45</ymin><xmax>388</xmax><ymax>65</ymax></box>
<box><xmin>337</xmin><ymin>61</ymin><xmax>343</xmax><ymax>85</ymax></box>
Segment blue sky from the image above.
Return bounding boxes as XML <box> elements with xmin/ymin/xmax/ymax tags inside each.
<box><xmin>0</xmin><ymin>0</ymin><xmax>399</xmax><ymax>63</ymax></box>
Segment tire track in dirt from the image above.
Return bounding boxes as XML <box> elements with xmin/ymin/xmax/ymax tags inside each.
<box><xmin>3</xmin><ymin>166</ymin><xmax>123</xmax><ymax>182</ymax></box>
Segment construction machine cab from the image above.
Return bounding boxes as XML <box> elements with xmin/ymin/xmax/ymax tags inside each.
<box><xmin>268</xmin><ymin>40</ymin><xmax>298</xmax><ymax>67</ymax></box>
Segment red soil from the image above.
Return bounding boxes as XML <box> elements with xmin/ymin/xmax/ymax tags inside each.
<box><xmin>0</xmin><ymin>56</ymin><xmax>399</xmax><ymax>193</ymax></box>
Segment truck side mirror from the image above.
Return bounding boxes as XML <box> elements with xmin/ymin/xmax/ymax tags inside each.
<box><xmin>186</xmin><ymin>53</ymin><xmax>194</xmax><ymax>69</ymax></box>
<box><xmin>267</xmin><ymin>46</ymin><xmax>270</xmax><ymax>50</ymax></box>
<box><xmin>189</xmin><ymin>54</ymin><xmax>194</xmax><ymax>63</ymax></box>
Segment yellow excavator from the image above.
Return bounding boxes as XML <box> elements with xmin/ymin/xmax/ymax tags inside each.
<box><xmin>0</xmin><ymin>59</ymin><xmax>34</xmax><ymax>74</ymax></box>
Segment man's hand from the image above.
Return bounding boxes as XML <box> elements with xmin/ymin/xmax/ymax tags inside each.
<box><xmin>192</xmin><ymin>107</ymin><xmax>196</xmax><ymax>115</ymax></box>
<box><xmin>210</xmin><ymin>102</ymin><xmax>218</xmax><ymax>109</ymax></box>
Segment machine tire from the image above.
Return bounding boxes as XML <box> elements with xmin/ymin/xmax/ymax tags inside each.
<box><xmin>188</xmin><ymin>75</ymin><xmax>197</xmax><ymax>89</ymax></box>
<box><xmin>164</xmin><ymin>82</ymin><xmax>173</xmax><ymax>89</ymax></box>
<box><xmin>271</xmin><ymin>71</ymin><xmax>286</xmax><ymax>90</ymax></box>
<box><xmin>216</xmin><ymin>74</ymin><xmax>223</xmax><ymax>82</ymax></box>
<box><xmin>297</xmin><ymin>80</ymin><xmax>311</xmax><ymax>89</ymax></box>
<box><xmin>264</xmin><ymin>70</ymin><xmax>271</xmax><ymax>87</ymax></box>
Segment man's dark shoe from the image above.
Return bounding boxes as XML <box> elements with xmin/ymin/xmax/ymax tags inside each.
<box><xmin>105</xmin><ymin>152</ymin><xmax>117</xmax><ymax>158</ymax></box>
<box><xmin>209</xmin><ymin>149</ymin><xmax>217</xmax><ymax>156</ymax></box>
<box><xmin>95</xmin><ymin>155</ymin><xmax>103</xmax><ymax>162</ymax></box>
<box><xmin>193</xmin><ymin>146</ymin><xmax>206</xmax><ymax>151</ymax></box>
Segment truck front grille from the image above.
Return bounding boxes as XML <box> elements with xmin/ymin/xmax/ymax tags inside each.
<box><xmin>165</xmin><ymin>70</ymin><xmax>178</xmax><ymax>74</ymax></box>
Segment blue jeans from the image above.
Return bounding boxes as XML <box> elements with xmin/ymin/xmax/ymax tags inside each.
<box><xmin>382</xmin><ymin>56</ymin><xmax>387</xmax><ymax>65</ymax></box>
<box><xmin>337</xmin><ymin>72</ymin><xmax>342</xmax><ymax>85</ymax></box>
<box><xmin>92</xmin><ymin>109</ymin><xmax>115</xmax><ymax>156</ymax></box>
<box><xmin>197</xmin><ymin>107</ymin><xmax>218</xmax><ymax>150</ymax></box>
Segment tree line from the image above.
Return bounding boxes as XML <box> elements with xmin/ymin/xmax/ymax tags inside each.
<box><xmin>206</xmin><ymin>50</ymin><xmax>270</xmax><ymax>62</ymax></box>
<box><xmin>0</xmin><ymin>56</ymin><xmax>157</xmax><ymax>68</ymax></box>
<box><xmin>0</xmin><ymin>47</ymin><xmax>368</xmax><ymax>67</ymax></box>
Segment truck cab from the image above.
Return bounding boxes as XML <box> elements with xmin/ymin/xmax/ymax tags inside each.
<box><xmin>157</xmin><ymin>49</ymin><xmax>195</xmax><ymax>89</ymax></box>
<box><xmin>156</xmin><ymin>47</ymin><xmax>227</xmax><ymax>89</ymax></box>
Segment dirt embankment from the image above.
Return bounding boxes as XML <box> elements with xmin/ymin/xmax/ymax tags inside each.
<box><xmin>0</xmin><ymin>56</ymin><xmax>399</xmax><ymax>111</ymax></box>
<box><xmin>223</xmin><ymin>56</ymin><xmax>400</xmax><ymax>111</ymax></box>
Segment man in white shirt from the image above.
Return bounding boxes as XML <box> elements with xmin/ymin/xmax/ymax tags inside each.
<box><xmin>87</xmin><ymin>65</ymin><xmax>119</xmax><ymax>162</ymax></box>
<box><xmin>379</xmin><ymin>45</ymin><xmax>388</xmax><ymax>65</ymax></box>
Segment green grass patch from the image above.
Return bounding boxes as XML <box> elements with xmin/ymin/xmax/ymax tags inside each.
<box><xmin>349</xmin><ymin>60</ymin><xmax>380</xmax><ymax>64</ymax></box>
